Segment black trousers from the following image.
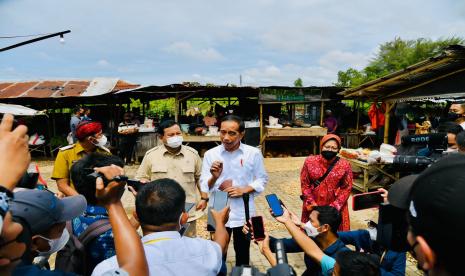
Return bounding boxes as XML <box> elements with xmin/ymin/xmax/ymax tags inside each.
<box><xmin>226</xmin><ymin>226</ymin><xmax>250</xmax><ymax>266</ymax></box>
<box><xmin>119</xmin><ymin>137</ymin><xmax>137</xmax><ymax>164</ymax></box>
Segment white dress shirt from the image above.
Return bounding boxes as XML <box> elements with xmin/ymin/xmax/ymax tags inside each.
<box><xmin>92</xmin><ymin>231</ymin><xmax>222</xmax><ymax>276</ymax></box>
<box><xmin>200</xmin><ymin>143</ymin><xmax>268</xmax><ymax>228</ymax></box>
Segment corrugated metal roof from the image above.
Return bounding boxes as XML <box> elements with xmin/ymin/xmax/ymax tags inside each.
<box><xmin>340</xmin><ymin>45</ymin><xmax>465</xmax><ymax>101</ymax></box>
<box><xmin>0</xmin><ymin>78</ymin><xmax>139</xmax><ymax>99</ymax></box>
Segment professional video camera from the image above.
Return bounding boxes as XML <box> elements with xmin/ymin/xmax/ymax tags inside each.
<box><xmin>391</xmin><ymin>133</ymin><xmax>448</xmax><ymax>172</ymax></box>
<box><xmin>231</xmin><ymin>239</ymin><xmax>296</xmax><ymax>276</ymax></box>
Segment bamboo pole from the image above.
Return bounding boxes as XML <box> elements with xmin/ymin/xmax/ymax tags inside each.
<box><xmin>383</xmin><ymin>102</ymin><xmax>392</xmax><ymax>144</ymax></box>
<box><xmin>259</xmin><ymin>104</ymin><xmax>264</xmax><ymax>154</ymax></box>
<box><xmin>356</xmin><ymin>100</ymin><xmax>360</xmax><ymax>131</ymax></box>
<box><xmin>320</xmin><ymin>101</ymin><xmax>325</xmax><ymax>126</ymax></box>
<box><xmin>174</xmin><ymin>94</ymin><xmax>179</xmax><ymax>122</ymax></box>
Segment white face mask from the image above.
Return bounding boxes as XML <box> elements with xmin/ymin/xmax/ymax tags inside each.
<box><xmin>37</xmin><ymin>229</ymin><xmax>70</xmax><ymax>256</ymax></box>
<box><xmin>303</xmin><ymin>222</ymin><xmax>321</xmax><ymax>238</ymax></box>
<box><xmin>166</xmin><ymin>135</ymin><xmax>183</xmax><ymax>148</ymax></box>
<box><xmin>93</xmin><ymin>135</ymin><xmax>107</xmax><ymax>147</ymax></box>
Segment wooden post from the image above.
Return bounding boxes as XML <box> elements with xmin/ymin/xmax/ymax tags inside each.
<box><xmin>320</xmin><ymin>101</ymin><xmax>325</xmax><ymax>126</ymax></box>
<box><xmin>259</xmin><ymin>104</ymin><xmax>265</xmax><ymax>154</ymax></box>
<box><xmin>356</xmin><ymin>100</ymin><xmax>360</xmax><ymax>131</ymax></box>
<box><xmin>383</xmin><ymin>102</ymin><xmax>392</xmax><ymax>144</ymax></box>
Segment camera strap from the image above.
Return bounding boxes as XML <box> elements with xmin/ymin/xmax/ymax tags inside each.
<box><xmin>313</xmin><ymin>157</ymin><xmax>340</xmax><ymax>188</ymax></box>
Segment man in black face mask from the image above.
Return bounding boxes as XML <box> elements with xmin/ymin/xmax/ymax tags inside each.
<box><xmin>300</xmin><ymin>134</ymin><xmax>353</xmax><ymax>232</ymax></box>
<box><xmin>448</xmin><ymin>103</ymin><xmax>465</xmax><ymax>129</ymax></box>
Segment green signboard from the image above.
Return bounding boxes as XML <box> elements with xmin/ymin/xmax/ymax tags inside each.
<box><xmin>258</xmin><ymin>88</ymin><xmax>324</xmax><ymax>103</ymax></box>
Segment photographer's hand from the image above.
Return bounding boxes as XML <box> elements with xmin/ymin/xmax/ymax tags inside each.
<box><xmin>94</xmin><ymin>166</ymin><xmax>148</xmax><ymax>276</ymax></box>
<box><xmin>211</xmin><ymin>206</ymin><xmax>230</xmax><ymax>255</ymax></box>
<box><xmin>0</xmin><ymin>114</ymin><xmax>30</xmax><ymax>190</ymax></box>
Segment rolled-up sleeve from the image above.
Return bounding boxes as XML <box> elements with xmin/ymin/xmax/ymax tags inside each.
<box><xmin>200</xmin><ymin>152</ymin><xmax>213</xmax><ymax>193</ymax></box>
<box><xmin>248</xmin><ymin>151</ymin><xmax>268</xmax><ymax>194</ymax></box>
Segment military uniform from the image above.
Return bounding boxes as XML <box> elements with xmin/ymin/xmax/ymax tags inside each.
<box><xmin>51</xmin><ymin>142</ymin><xmax>110</xmax><ymax>188</ymax></box>
<box><xmin>135</xmin><ymin>144</ymin><xmax>203</xmax><ymax>234</ymax></box>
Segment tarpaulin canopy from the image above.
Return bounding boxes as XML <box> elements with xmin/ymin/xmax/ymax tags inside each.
<box><xmin>0</xmin><ymin>103</ymin><xmax>45</xmax><ymax>116</ymax></box>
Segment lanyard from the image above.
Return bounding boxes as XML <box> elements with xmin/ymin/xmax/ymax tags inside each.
<box><xmin>143</xmin><ymin>238</ymin><xmax>172</xmax><ymax>245</ymax></box>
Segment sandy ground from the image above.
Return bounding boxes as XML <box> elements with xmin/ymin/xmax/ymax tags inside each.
<box><xmin>35</xmin><ymin>156</ymin><xmax>420</xmax><ymax>275</ymax></box>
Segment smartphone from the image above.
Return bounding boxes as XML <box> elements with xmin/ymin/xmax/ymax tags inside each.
<box><xmin>212</xmin><ymin>191</ymin><xmax>229</xmax><ymax>211</ymax></box>
<box><xmin>184</xmin><ymin>202</ymin><xmax>195</xmax><ymax>213</ymax></box>
<box><xmin>127</xmin><ymin>179</ymin><xmax>143</xmax><ymax>192</ymax></box>
<box><xmin>265</xmin><ymin>194</ymin><xmax>284</xmax><ymax>217</ymax></box>
<box><xmin>352</xmin><ymin>191</ymin><xmax>384</xmax><ymax>211</ymax></box>
<box><xmin>207</xmin><ymin>191</ymin><xmax>229</xmax><ymax>232</ymax></box>
<box><xmin>251</xmin><ymin>216</ymin><xmax>265</xmax><ymax>241</ymax></box>
<box><xmin>179</xmin><ymin>222</ymin><xmax>191</xmax><ymax>236</ymax></box>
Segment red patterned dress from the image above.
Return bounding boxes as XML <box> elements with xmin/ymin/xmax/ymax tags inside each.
<box><xmin>300</xmin><ymin>155</ymin><xmax>353</xmax><ymax>231</ymax></box>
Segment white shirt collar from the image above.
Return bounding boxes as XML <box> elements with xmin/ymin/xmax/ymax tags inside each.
<box><xmin>220</xmin><ymin>142</ymin><xmax>245</xmax><ymax>154</ymax></box>
<box><xmin>141</xmin><ymin>231</ymin><xmax>181</xmax><ymax>243</ymax></box>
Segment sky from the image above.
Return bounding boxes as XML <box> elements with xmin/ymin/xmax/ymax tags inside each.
<box><xmin>1</xmin><ymin>0</ymin><xmax>465</xmax><ymax>86</ymax></box>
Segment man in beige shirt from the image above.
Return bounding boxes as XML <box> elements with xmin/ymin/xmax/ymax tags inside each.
<box><xmin>135</xmin><ymin>120</ymin><xmax>208</xmax><ymax>237</ymax></box>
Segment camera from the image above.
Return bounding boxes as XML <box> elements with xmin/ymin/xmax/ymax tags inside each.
<box><xmin>86</xmin><ymin>171</ymin><xmax>128</xmax><ymax>186</ymax></box>
<box><xmin>231</xmin><ymin>239</ymin><xmax>296</xmax><ymax>276</ymax></box>
<box><xmin>392</xmin><ymin>133</ymin><xmax>448</xmax><ymax>172</ymax></box>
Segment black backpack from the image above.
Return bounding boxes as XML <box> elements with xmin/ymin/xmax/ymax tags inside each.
<box><xmin>55</xmin><ymin>219</ymin><xmax>111</xmax><ymax>276</ymax></box>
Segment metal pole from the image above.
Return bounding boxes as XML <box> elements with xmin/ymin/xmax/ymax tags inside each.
<box><xmin>0</xmin><ymin>30</ymin><xmax>71</xmax><ymax>52</ymax></box>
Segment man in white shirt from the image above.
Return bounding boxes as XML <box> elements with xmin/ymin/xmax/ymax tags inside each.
<box><xmin>92</xmin><ymin>178</ymin><xmax>230</xmax><ymax>276</ymax></box>
<box><xmin>200</xmin><ymin>115</ymin><xmax>268</xmax><ymax>266</ymax></box>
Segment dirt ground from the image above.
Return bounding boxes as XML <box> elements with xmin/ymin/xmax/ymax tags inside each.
<box><xmin>36</xmin><ymin>156</ymin><xmax>420</xmax><ymax>275</ymax></box>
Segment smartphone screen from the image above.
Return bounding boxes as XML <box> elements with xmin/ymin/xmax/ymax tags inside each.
<box><xmin>352</xmin><ymin>191</ymin><xmax>384</xmax><ymax>211</ymax></box>
<box><xmin>184</xmin><ymin>202</ymin><xmax>195</xmax><ymax>213</ymax></box>
<box><xmin>251</xmin><ymin>216</ymin><xmax>265</xmax><ymax>241</ymax></box>
<box><xmin>213</xmin><ymin>191</ymin><xmax>229</xmax><ymax>210</ymax></box>
<box><xmin>265</xmin><ymin>194</ymin><xmax>284</xmax><ymax>217</ymax></box>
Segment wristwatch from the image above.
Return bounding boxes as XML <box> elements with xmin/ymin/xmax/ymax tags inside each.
<box><xmin>200</xmin><ymin>197</ymin><xmax>209</xmax><ymax>202</ymax></box>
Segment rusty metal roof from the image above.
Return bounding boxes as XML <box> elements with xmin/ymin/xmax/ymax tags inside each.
<box><xmin>0</xmin><ymin>78</ymin><xmax>139</xmax><ymax>99</ymax></box>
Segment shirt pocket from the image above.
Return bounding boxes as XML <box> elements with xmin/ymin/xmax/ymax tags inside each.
<box><xmin>151</xmin><ymin>165</ymin><xmax>168</xmax><ymax>181</ymax></box>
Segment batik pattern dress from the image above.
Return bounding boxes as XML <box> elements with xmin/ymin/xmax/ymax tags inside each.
<box><xmin>300</xmin><ymin>155</ymin><xmax>353</xmax><ymax>231</ymax></box>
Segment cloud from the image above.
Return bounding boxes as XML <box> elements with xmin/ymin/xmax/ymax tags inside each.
<box><xmin>97</xmin><ymin>59</ymin><xmax>110</xmax><ymax>67</ymax></box>
<box><xmin>318</xmin><ymin>50</ymin><xmax>371</xmax><ymax>71</ymax></box>
<box><xmin>163</xmin><ymin>42</ymin><xmax>224</xmax><ymax>62</ymax></box>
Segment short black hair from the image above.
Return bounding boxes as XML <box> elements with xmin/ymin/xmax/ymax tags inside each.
<box><xmin>221</xmin><ymin>115</ymin><xmax>245</xmax><ymax>132</ymax></box>
<box><xmin>157</xmin><ymin>120</ymin><xmax>179</xmax><ymax>136</ymax></box>
<box><xmin>438</xmin><ymin>122</ymin><xmax>463</xmax><ymax>135</ymax></box>
<box><xmin>311</xmin><ymin>206</ymin><xmax>341</xmax><ymax>234</ymax></box>
<box><xmin>73</xmin><ymin>106</ymin><xmax>83</xmax><ymax>114</ymax></box>
<box><xmin>135</xmin><ymin>178</ymin><xmax>186</xmax><ymax>227</ymax></box>
<box><xmin>70</xmin><ymin>153</ymin><xmax>124</xmax><ymax>205</ymax></box>
<box><xmin>335</xmin><ymin>251</ymin><xmax>380</xmax><ymax>276</ymax></box>
<box><xmin>457</xmin><ymin>131</ymin><xmax>465</xmax><ymax>149</ymax></box>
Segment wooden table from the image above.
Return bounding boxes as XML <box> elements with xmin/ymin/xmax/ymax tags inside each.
<box><xmin>182</xmin><ymin>135</ymin><xmax>221</xmax><ymax>146</ymax></box>
<box><xmin>260</xmin><ymin>127</ymin><xmax>328</xmax><ymax>155</ymax></box>
<box><xmin>339</xmin><ymin>156</ymin><xmax>399</xmax><ymax>192</ymax></box>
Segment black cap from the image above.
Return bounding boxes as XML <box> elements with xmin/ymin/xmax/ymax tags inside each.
<box><xmin>387</xmin><ymin>174</ymin><xmax>418</xmax><ymax>210</ymax></box>
<box><xmin>10</xmin><ymin>190</ymin><xmax>87</xmax><ymax>234</ymax></box>
<box><xmin>389</xmin><ymin>154</ymin><xmax>465</xmax><ymax>257</ymax></box>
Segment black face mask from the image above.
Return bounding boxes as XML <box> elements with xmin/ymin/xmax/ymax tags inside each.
<box><xmin>321</xmin><ymin>150</ymin><xmax>337</xmax><ymax>160</ymax></box>
<box><xmin>447</xmin><ymin>112</ymin><xmax>461</xmax><ymax>121</ymax></box>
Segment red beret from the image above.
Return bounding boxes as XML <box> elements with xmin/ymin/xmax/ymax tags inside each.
<box><xmin>75</xmin><ymin>121</ymin><xmax>102</xmax><ymax>140</ymax></box>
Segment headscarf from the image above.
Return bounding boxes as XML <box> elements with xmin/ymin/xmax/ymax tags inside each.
<box><xmin>320</xmin><ymin>134</ymin><xmax>342</xmax><ymax>150</ymax></box>
<box><xmin>75</xmin><ymin>121</ymin><xmax>102</xmax><ymax>140</ymax></box>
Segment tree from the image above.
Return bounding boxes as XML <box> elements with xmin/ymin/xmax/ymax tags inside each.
<box><xmin>294</xmin><ymin>78</ymin><xmax>303</xmax><ymax>87</ymax></box>
<box><xmin>335</xmin><ymin>37</ymin><xmax>465</xmax><ymax>88</ymax></box>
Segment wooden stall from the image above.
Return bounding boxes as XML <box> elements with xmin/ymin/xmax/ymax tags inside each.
<box><xmin>258</xmin><ymin>86</ymin><xmax>343</xmax><ymax>155</ymax></box>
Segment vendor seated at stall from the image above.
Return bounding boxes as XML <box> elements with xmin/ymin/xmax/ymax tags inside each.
<box><xmin>203</xmin><ymin>111</ymin><xmax>217</xmax><ymax>127</ymax></box>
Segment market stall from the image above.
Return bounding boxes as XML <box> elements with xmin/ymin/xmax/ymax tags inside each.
<box><xmin>258</xmin><ymin>86</ymin><xmax>343</xmax><ymax>156</ymax></box>
<box><xmin>339</xmin><ymin>145</ymin><xmax>399</xmax><ymax>192</ymax></box>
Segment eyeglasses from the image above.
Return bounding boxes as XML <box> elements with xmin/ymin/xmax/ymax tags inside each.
<box><xmin>322</xmin><ymin>145</ymin><xmax>339</xmax><ymax>151</ymax></box>
<box><xmin>220</xmin><ymin>130</ymin><xmax>239</xmax><ymax>137</ymax></box>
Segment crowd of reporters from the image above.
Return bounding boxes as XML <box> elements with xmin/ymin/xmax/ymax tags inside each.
<box><xmin>0</xmin><ymin>112</ymin><xmax>464</xmax><ymax>276</ymax></box>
